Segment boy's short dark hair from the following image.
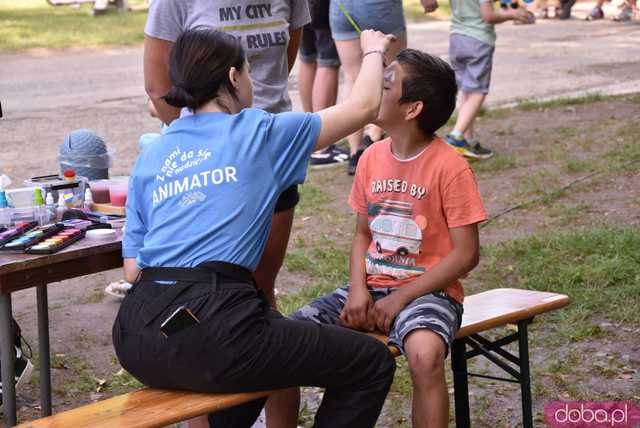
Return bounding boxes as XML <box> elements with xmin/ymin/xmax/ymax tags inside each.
<box><xmin>396</xmin><ymin>49</ymin><xmax>458</xmax><ymax>137</ymax></box>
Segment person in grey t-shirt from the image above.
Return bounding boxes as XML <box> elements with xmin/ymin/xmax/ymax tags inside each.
<box><xmin>142</xmin><ymin>2</ymin><xmax>310</xmax><ymax>427</ymax></box>
<box><xmin>145</xmin><ymin>0</ymin><xmax>310</xmax><ymax>118</ymax></box>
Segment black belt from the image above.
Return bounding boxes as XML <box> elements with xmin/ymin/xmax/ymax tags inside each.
<box><xmin>139</xmin><ymin>261</ymin><xmax>255</xmax><ymax>326</ymax></box>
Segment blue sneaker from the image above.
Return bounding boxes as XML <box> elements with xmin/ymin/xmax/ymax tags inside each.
<box><xmin>446</xmin><ymin>135</ymin><xmax>494</xmax><ymax>160</ymax></box>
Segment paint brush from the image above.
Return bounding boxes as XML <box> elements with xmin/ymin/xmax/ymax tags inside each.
<box><xmin>338</xmin><ymin>2</ymin><xmax>362</xmax><ymax>34</ymax></box>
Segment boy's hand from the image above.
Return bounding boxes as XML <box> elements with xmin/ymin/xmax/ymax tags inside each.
<box><xmin>421</xmin><ymin>0</ymin><xmax>438</xmax><ymax>13</ymax></box>
<box><xmin>341</xmin><ymin>287</ymin><xmax>375</xmax><ymax>331</ymax></box>
<box><xmin>370</xmin><ymin>292</ymin><xmax>409</xmax><ymax>334</ymax></box>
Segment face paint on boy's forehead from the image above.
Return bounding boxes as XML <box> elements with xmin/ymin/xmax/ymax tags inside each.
<box><xmin>384</xmin><ymin>67</ymin><xmax>396</xmax><ymax>84</ymax></box>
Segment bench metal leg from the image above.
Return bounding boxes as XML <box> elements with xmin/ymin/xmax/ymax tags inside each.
<box><xmin>451</xmin><ymin>339</ymin><xmax>470</xmax><ymax>428</ymax></box>
<box><xmin>37</xmin><ymin>284</ymin><xmax>52</xmax><ymax>417</ymax></box>
<box><xmin>0</xmin><ymin>294</ymin><xmax>17</xmax><ymax>426</ymax></box>
<box><xmin>518</xmin><ymin>320</ymin><xmax>533</xmax><ymax>428</ymax></box>
<box><xmin>451</xmin><ymin>318</ymin><xmax>536</xmax><ymax>427</ymax></box>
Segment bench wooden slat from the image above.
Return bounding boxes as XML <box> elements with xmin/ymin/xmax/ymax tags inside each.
<box><xmin>456</xmin><ymin>288</ymin><xmax>569</xmax><ymax>338</ymax></box>
<box><xmin>17</xmin><ymin>389</ymin><xmax>276</xmax><ymax>428</ymax></box>
<box><xmin>16</xmin><ymin>288</ymin><xmax>568</xmax><ymax>428</ymax></box>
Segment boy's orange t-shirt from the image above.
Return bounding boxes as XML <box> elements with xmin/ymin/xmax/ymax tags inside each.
<box><xmin>348</xmin><ymin>137</ymin><xmax>487</xmax><ymax>303</ymax></box>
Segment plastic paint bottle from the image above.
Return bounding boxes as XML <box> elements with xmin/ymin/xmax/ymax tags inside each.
<box><xmin>45</xmin><ymin>192</ymin><xmax>55</xmax><ymax>222</ymax></box>
<box><xmin>33</xmin><ymin>188</ymin><xmax>49</xmax><ymax>226</ymax></box>
<box><xmin>61</xmin><ymin>169</ymin><xmax>79</xmax><ymax>207</ymax></box>
<box><xmin>0</xmin><ymin>190</ymin><xmax>13</xmax><ymax>228</ymax></box>
<box><xmin>56</xmin><ymin>193</ymin><xmax>67</xmax><ymax>221</ymax></box>
<box><xmin>84</xmin><ymin>188</ymin><xmax>93</xmax><ymax>209</ymax></box>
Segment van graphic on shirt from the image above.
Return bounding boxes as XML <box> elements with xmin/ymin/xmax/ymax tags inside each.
<box><xmin>369</xmin><ymin>200</ymin><xmax>422</xmax><ymax>256</ymax></box>
<box><xmin>366</xmin><ymin>200</ymin><xmax>426</xmax><ymax>279</ymax></box>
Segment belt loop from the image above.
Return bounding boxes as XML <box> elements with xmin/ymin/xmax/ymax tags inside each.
<box><xmin>211</xmin><ymin>271</ymin><xmax>218</xmax><ymax>291</ymax></box>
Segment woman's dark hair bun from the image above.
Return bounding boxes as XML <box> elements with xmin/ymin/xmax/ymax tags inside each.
<box><xmin>161</xmin><ymin>28</ymin><xmax>246</xmax><ymax>112</ymax></box>
<box><xmin>163</xmin><ymin>85</ymin><xmax>198</xmax><ymax>109</ymax></box>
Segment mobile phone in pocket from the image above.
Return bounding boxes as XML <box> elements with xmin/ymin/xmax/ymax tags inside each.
<box><xmin>160</xmin><ymin>306</ymin><xmax>200</xmax><ymax>338</ymax></box>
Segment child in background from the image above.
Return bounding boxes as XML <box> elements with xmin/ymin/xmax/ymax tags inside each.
<box><xmin>289</xmin><ymin>50</ymin><xmax>487</xmax><ymax>427</ymax></box>
<box><xmin>586</xmin><ymin>0</ymin><xmax>637</xmax><ymax>21</ymax></box>
<box><xmin>300</xmin><ymin>0</ymin><xmax>348</xmax><ymax>169</ymax></box>
<box><xmin>428</xmin><ymin>0</ymin><xmax>533</xmax><ymax>160</ymax></box>
<box><xmin>329</xmin><ymin>0</ymin><xmax>408</xmax><ymax>175</ymax></box>
<box><xmin>534</xmin><ymin>0</ymin><xmax>560</xmax><ymax>19</ymax></box>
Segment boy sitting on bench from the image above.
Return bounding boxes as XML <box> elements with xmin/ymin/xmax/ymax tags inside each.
<box><xmin>288</xmin><ymin>50</ymin><xmax>487</xmax><ymax>428</ymax></box>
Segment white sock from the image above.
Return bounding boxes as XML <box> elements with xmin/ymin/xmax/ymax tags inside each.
<box><xmin>450</xmin><ymin>130</ymin><xmax>464</xmax><ymax>140</ymax></box>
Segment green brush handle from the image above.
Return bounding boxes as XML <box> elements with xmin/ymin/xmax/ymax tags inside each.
<box><xmin>338</xmin><ymin>2</ymin><xmax>362</xmax><ymax>34</ymax></box>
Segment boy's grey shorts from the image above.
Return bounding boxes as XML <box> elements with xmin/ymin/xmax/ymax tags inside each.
<box><xmin>290</xmin><ymin>286</ymin><xmax>463</xmax><ymax>356</ymax></box>
<box><xmin>449</xmin><ymin>33</ymin><xmax>495</xmax><ymax>94</ymax></box>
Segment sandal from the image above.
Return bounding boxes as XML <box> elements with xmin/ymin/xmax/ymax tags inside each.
<box><xmin>105</xmin><ymin>280</ymin><xmax>132</xmax><ymax>298</ymax></box>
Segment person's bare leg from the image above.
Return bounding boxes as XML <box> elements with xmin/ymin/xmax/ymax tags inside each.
<box><xmin>335</xmin><ymin>38</ymin><xmax>363</xmax><ymax>156</ymax></box>
<box><xmin>299</xmin><ymin>60</ymin><xmax>317</xmax><ymax>113</ymax></box>
<box><xmin>457</xmin><ymin>92</ymin><xmax>475</xmax><ymax>141</ymax></box>
<box><xmin>265</xmin><ymin>388</ymin><xmax>300</xmax><ymax>428</ymax></box>
<box><xmin>404</xmin><ymin>330</ymin><xmax>449</xmax><ymax>428</ymax></box>
<box><xmin>312</xmin><ymin>66</ymin><xmax>339</xmax><ymax>112</ymax></box>
<box><xmin>254</xmin><ymin>208</ymin><xmax>293</xmax><ymax>307</ymax></box>
<box><xmin>187</xmin><ymin>416</ymin><xmax>209</xmax><ymax>428</ymax></box>
<box><xmin>253</xmin><ymin>208</ymin><xmax>300</xmax><ymax>428</ymax></box>
<box><xmin>461</xmin><ymin>91</ymin><xmax>476</xmax><ymax>141</ymax></box>
<box><xmin>452</xmin><ymin>91</ymin><xmax>486</xmax><ymax>138</ymax></box>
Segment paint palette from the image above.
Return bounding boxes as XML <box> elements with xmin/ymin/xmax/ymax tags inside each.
<box><xmin>0</xmin><ymin>222</ymin><xmax>38</xmax><ymax>247</ymax></box>
<box><xmin>26</xmin><ymin>227</ymin><xmax>85</xmax><ymax>254</ymax></box>
<box><xmin>60</xmin><ymin>219</ymin><xmax>94</xmax><ymax>231</ymax></box>
<box><xmin>0</xmin><ymin>223</ymin><xmax>64</xmax><ymax>251</ymax></box>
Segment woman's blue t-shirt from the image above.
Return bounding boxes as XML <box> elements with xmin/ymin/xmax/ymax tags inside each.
<box><xmin>123</xmin><ymin>108</ymin><xmax>321</xmax><ymax>270</ymax></box>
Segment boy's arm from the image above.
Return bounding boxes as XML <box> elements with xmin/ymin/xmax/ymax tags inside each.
<box><xmin>371</xmin><ymin>223</ymin><xmax>480</xmax><ymax>333</ymax></box>
<box><xmin>340</xmin><ymin>214</ymin><xmax>375</xmax><ymax>330</ymax></box>
<box><xmin>480</xmin><ymin>1</ymin><xmax>533</xmax><ymax>24</ymax></box>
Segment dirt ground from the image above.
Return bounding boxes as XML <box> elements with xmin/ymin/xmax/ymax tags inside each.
<box><xmin>3</xmin><ymin>94</ymin><xmax>637</xmax><ymax>427</ymax></box>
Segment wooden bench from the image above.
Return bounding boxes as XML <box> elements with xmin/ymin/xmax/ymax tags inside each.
<box><xmin>17</xmin><ymin>288</ymin><xmax>569</xmax><ymax>428</ymax></box>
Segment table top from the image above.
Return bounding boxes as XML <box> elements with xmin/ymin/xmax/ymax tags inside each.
<box><xmin>0</xmin><ymin>230</ymin><xmax>122</xmax><ymax>276</ymax></box>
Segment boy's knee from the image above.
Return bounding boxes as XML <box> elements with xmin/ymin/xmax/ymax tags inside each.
<box><xmin>405</xmin><ymin>331</ymin><xmax>446</xmax><ymax>379</ymax></box>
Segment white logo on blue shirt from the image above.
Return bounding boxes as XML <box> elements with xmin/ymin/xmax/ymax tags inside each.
<box><xmin>156</xmin><ymin>146</ymin><xmax>212</xmax><ymax>182</ymax></box>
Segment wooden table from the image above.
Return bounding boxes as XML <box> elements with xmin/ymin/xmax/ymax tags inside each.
<box><xmin>0</xmin><ymin>233</ymin><xmax>123</xmax><ymax>426</ymax></box>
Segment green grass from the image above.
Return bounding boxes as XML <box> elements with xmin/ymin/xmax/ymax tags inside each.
<box><xmin>477</xmin><ymin>226</ymin><xmax>640</xmax><ymax>341</ymax></box>
<box><xmin>484</xmin><ymin>93</ymin><xmax>640</xmax><ymax>120</ymax></box>
<box><xmin>76</xmin><ymin>288</ymin><xmax>106</xmax><ymax>304</ymax></box>
<box><xmin>104</xmin><ymin>367</ymin><xmax>144</xmax><ymax>391</ymax></box>
<box><xmin>472</xmin><ymin>154</ymin><xmax>518</xmax><ymax>174</ymax></box>
<box><xmin>604</xmin><ymin>123</ymin><xmax>640</xmax><ymax>171</ymax></box>
<box><xmin>562</xmin><ymin>156</ymin><xmax>595</xmax><ymax>174</ymax></box>
<box><xmin>280</xmin><ymin>244</ymin><xmax>350</xmax><ymax>315</ymax></box>
<box><xmin>0</xmin><ymin>0</ymin><xmax>449</xmax><ymax>52</ymax></box>
<box><xmin>0</xmin><ymin>0</ymin><xmax>147</xmax><ymax>51</ymax></box>
<box><xmin>546</xmin><ymin>203</ymin><xmax>589</xmax><ymax>226</ymax></box>
<box><xmin>519</xmin><ymin>169</ymin><xmax>557</xmax><ymax>196</ymax></box>
<box><xmin>515</xmin><ymin>93</ymin><xmax>610</xmax><ymax>112</ymax></box>
<box><xmin>296</xmin><ymin>183</ymin><xmax>332</xmax><ymax>218</ymax></box>
<box><xmin>50</xmin><ymin>354</ymin><xmax>99</xmax><ymax>396</ymax></box>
